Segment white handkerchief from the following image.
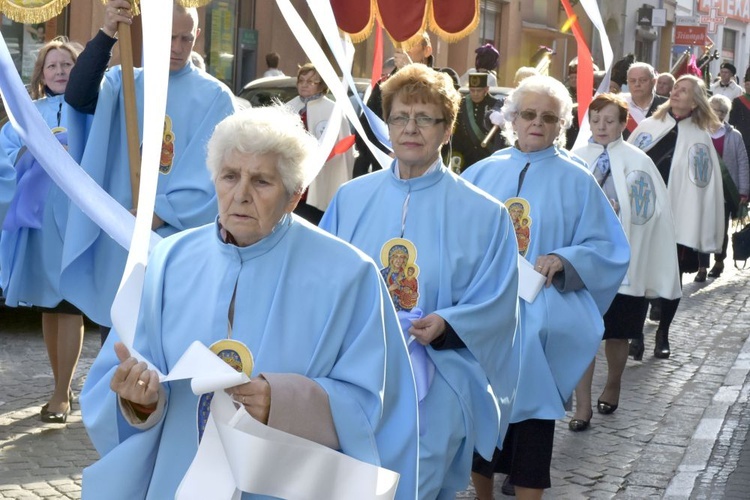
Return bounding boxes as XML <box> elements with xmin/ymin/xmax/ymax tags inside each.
<box><xmin>518</xmin><ymin>256</ymin><xmax>546</xmax><ymax>303</ymax></box>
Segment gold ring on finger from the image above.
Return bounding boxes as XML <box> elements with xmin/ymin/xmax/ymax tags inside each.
<box><xmin>137</xmin><ymin>379</ymin><xmax>146</xmax><ymax>387</ymax></box>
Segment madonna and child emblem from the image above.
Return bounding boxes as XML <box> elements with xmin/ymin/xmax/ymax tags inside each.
<box><xmin>380</xmin><ymin>238</ymin><xmax>420</xmax><ymax>312</ymax></box>
<box><xmin>196</xmin><ymin>339</ymin><xmax>254</xmax><ymax>442</ymax></box>
<box><xmin>505</xmin><ymin>197</ymin><xmax>532</xmax><ymax>257</ymax></box>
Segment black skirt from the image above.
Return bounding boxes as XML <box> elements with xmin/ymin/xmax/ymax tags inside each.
<box><xmin>602</xmin><ymin>293</ymin><xmax>648</xmax><ymax>340</ymax></box>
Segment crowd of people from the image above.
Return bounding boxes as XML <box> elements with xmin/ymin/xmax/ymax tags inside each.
<box><xmin>0</xmin><ymin>1</ymin><xmax>748</xmax><ymax>498</ymax></box>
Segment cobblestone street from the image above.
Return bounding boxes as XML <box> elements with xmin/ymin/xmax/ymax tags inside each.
<box><xmin>1</xmin><ymin>261</ymin><xmax>750</xmax><ymax>498</ymax></box>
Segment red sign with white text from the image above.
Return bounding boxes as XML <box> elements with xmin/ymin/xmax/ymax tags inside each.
<box><xmin>698</xmin><ymin>0</ymin><xmax>750</xmax><ymax>23</ymax></box>
<box><xmin>675</xmin><ymin>25</ymin><xmax>708</xmax><ymax>45</ymax></box>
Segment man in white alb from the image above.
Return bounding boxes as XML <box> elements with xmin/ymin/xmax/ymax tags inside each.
<box><xmin>710</xmin><ymin>63</ymin><xmax>742</xmax><ymax>100</ymax></box>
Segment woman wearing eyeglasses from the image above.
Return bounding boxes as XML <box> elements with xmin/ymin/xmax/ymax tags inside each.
<box><xmin>462</xmin><ymin>75</ymin><xmax>629</xmax><ymax>500</ymax></box>
<box><xmin>286</xmin><ymin>63</ymin><xmax>354</xmax><ymax>224</ymax></box>
<box><xmin>320</xmin><ymin>63</ymin><xmax>521</xmax><ymax>499</ymax></box>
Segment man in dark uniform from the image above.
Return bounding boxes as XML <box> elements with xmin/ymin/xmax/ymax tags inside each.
<box><xmin>451</xmin><ymin>73</ymin><xmax>505</xmax><ymax>172</ymax></box>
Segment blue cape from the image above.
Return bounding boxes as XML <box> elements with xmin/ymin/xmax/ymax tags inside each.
<box><xmin>80</xmin><ymin>216</ymin><xmax>418</xmax><ymax>499</ymax></box>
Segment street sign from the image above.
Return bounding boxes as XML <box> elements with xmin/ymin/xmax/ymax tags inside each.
<box><xmin>676</xmin><ymin>16</ymin><xmax>699</xmax><ymax>26</ymax></box>
<box><xmin>699</xmin><ymin>7</ymin><xmax>726</xmax><ymax>33</ymax></box>
<box><xmin>675</xmin><ymin>25</ymin><xmax>707</xmax><ymax>46</ymax></box>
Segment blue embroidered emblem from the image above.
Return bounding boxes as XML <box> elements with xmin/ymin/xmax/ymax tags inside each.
<box><xmin>634</xmin><ymin>133</ymin><xmax>652</xmax><ymax>150</ymax></box>
<box><xmin>689</xmin><ymin>144</ymin><xmax>711</xmax><ymax>188</ymax></box>
<box><xmin>626</xmin><ymin>170</ymin><xmax>656</xmax><ymax>225</ymax></box>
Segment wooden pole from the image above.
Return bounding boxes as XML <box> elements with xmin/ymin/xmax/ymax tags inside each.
<box><xmin>118</xmin><ymin>21</ymin><xmax>141</xmax><ymax>208</ymax></box>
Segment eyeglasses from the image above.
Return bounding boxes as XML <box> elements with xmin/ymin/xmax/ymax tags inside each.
<box><xmin>298</xmin><ymin>79</ymin><xmax>321</xmax><ymax>86</ymax></box>
<box><xmin>518</xmin><ymin>110</ymin><xmax>560</xmax><ymax>124</ymax></box>
<box><xmin>386</xmin><ymin>115</ymin><xmax>446</xmax><ymax>128</ymax></box>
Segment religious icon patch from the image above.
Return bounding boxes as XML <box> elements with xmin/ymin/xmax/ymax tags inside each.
<box><xmin>160</xmin><ymin>115</ymin><xmax>175</xmax><ymax>174</ymax></box>
<box><xmin>688</xmin><ymin>143</ymin><xmax>712</xmax><ymax>188</ymax></box>
<box><xmin>626</xmin><ymin>170</ymin><xmax>656</xmax><ymax>225</ymax></box>
<box><xmin>379</xmin><ymin>238</ymin><xmax>420</xmax><ymax>312</ymax></box>
<box><xmin>196</xmin><ymin>339</ymin><xmax>254</xmax><ymax>443</ymax></box>
<box><xmin>505</xmin><ymin>197</ymin><xmax>532</xmax><ymax>257</ymax></box>
<box><xmin>633</xmin><ymin>132</ymin><xmax>652</xmax><ymax>151</ymax></box>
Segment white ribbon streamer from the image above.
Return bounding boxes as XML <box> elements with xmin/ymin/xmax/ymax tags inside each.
<box><xmin>276</xmin><ymin>0</ymin><xmax>392</xmax><ymax>170</ymax></box>
<box><xmin>572</xmin><ymin>0</ymin><xmax>615</xmax><ymax>151</ymax></box>
<box><xmin>0</xmin><ymin>35</ymin><xmax>159</xmax><ymax>253</ymax></box>
<box><xmin>177</xmin><ymin>392</ymin><xmax>399</xmax><ymax>500</ymax></box>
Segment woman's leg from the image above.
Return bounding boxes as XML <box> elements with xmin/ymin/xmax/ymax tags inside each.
<box><xmin>41</xmin><ymin>312</ymin><xmax>60</xmax><ymax>385</ymax></box>
<box><xmin>47</xmin><ymin>313</ymin><xmax>84</xmax><ymax>413</ymax></box>
<box><xmin>655</xmin><ymin>297</ymin><xmax>681</xmax><ymax>358</ymax></box>
<box><xmin>571</xmin><ymin>360</ymin><xmax>594</xmax><ymax>423</ymax></box>
<box><xmin>599</xmin><ymin>339</ymin><xmax>628</xmax><ymax>405</ymax></box>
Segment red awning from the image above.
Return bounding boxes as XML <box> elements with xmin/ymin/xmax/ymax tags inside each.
<box><xmin>331</xmin><ymin>0</ymin><xmax>479</xmax><ymax>44</ymax></box>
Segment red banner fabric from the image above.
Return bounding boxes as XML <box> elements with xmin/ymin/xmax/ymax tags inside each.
<box><xmin>560</xmin><ymin>0</ymin><xmax>593</xmax><ymax>126</ymax></box>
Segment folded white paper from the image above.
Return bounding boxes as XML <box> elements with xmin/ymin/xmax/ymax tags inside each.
<box><xmin>518</xmin><ymin>256</ymin><xmax>546</xmax><ymax>303</ymax></box>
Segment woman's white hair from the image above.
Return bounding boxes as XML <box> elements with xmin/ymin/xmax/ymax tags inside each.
<box><xmin>501</xmin><ymin>75</ymin><xmax>573</xmax><ymax>148</ymax></box>
<box><xmin>206</xmin><ymin>105</ymin><xmax>318</xmax><ymax>195</ymax></box>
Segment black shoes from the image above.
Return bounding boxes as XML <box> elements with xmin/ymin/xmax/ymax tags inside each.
<box><xmin>501</xmin><ymin>475</ymin><xmax>515</xmax><ymax>496</ymax></box>
<box><xmin>597</xmin><ymin>399</ymin><xmax>619</xmax><ymax>414</ymax></box>
<box><xmin>708</xmin><ymin>261</ymin><xmax>724</xmax><ymax>278</ymax></box>
<box><xmin>629</xmin><ymin>337</ymin><xmax>645</xmax><ymax>361</ymax></box>
<box><xmin>654</xmin><ymin>330</ymin><xmax>671</xmax><ymax>359</ymax></box>
<box><xmin>40</xmin><ymin>389</ymin><xmax>74</xmax><ymax>423</ymax></box>
<box><xmin>40</xmin><ymin>403</ymin><xmax>69</xmax><ymax>423</ymax></box>
<box><xmin>569</xmin><ymin>409</ymin><xmax>592</xmax><ymax>432</ymax></box>
<box><xmin>694</xmin><ymin>268</ymin><xmax>707</xmax><ymax>282</ymax></box>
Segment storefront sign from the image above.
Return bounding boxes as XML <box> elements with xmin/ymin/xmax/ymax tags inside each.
<box><xmin>674</xmin><ymin>25</ymin><xmax>708</xmax><ymax>45</ymax></box>
<box><xmin>698</xmin><ymin>0</ymin><xmax>750</xmax><ymax>23</ymax></box>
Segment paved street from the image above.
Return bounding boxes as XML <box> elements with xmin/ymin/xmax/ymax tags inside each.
<box><xmin>1</xmin><ymin>258</ymin><xmax>750</xmax><ymax>498</ymax></box>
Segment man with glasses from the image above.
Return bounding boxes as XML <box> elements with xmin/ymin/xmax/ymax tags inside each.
<box><xmin>451</xmin><ymin>73</ymin><xmax>506</xmax><ymax>172</ymax></box>
<box><xmin>286</xmin><ymin>63</ymin><xmax>354</xmax><ymax>224</ymax></box>
<box><xmin>622</xmin><ymin>62</ymin><xmax>666</xmax><ymax>139</ymax></box>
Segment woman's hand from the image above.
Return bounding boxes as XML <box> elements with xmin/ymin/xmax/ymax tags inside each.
<box><xmin>409</xmin><ymin>313</ymin><xmax>446</xmax><ymax>345</ymax></box>
<box><xmin>534</xmin><ymin>254</ymin><xmax>564</xmax><ymax>288</ymax></box>
<box><xmin>110</xmin><ymin>342</ymin><xmax>160</xmax><ymax>409</ymax></box>
<box><xmin>226</xmin><ymin>376</ymin><xmax>272</xmax><ymax>424</ymax></box>
<box><xmin>103</xmin><ymin>0</ymin><xmax>133</xmax><ymax>38</ymax></box>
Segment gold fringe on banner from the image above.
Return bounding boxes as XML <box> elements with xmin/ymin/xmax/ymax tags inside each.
<box><xmin>375</xmin><ymin>0</ymin><xmax>429</xmax><ymax>48</ymax></box>
<box><xmin>426</xmin><ymin>0</ymin><xmax>479</xmax><ymax>44</ymax></box>
<box><xmin>339</xmin><ymin>0</ymin><xmax>377</xmax><ymax>44</ymax></box>
<box><xmin>176</xmin><ymin>0</ymin><xmax>213</xmax><ymax>7</ymax></box>
<box><xmin>0</xmin><ymin>0</ymin><xmax>70</xmax><ymax>24</ymax></box>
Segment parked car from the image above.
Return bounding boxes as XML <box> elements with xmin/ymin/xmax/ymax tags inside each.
<box><xmin>237</xmin><ymin>75</ymin><xmax>370</xmax><ymax>107</ymax></box>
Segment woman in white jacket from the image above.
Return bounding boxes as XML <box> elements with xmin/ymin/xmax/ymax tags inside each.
<box><xmin>569</xmin><ymin>93</ymin><xmax>681</xmax><ymax>431</ymax></box>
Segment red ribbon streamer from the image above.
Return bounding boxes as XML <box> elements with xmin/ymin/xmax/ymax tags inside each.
<box><xmin>560</xmin><ymin>0</ymin><xmax>592</xmax><ymax>126</ymax></box>
<box><xmin>370</xmin><ymin>20</ymin><xmax>384</xmax><ymax>89</ymax></box>
<box><xmin>327</xmin><ymin>135</ymin><xmax>357</xmax><ymax>161</ymax></box>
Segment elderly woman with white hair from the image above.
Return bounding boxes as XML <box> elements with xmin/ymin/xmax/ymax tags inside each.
<box><xmin>79</xmin><ymin>105</ymin><xmax>418</xmax><ymax>499</ymax></box>
<box><xmin>462</xmin><ymin>75</ymin><xmax>629</xmax><ymax>500</ymax></box>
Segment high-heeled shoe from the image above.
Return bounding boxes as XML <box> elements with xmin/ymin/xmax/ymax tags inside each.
<box><xmin>40</xmin><ymin>389</ymin><xmax>74</xmax><ymax>414</ymax></box>
<box><xmin>654</xmin><ymin>329</ymin><xmax>671</xmax><ymax>359</ymax></box>
<box><xmin>40</xmin><ymin>402</ymin><xmax>70</xmax><ymax>423</ymax></box>
<box><xmin>597</xmin><ymin>399</ymin><xmax>619</xmax><ymax>415</ymax></box>
<box><xmin>568</xmin><ymin>410</ymin><xmax>592</xmax><ymax>432</ymax></box>
<box><xmin>629</xmin><ymin>337</ymin><xmax>644</xmax><ymax>361</ymax></box>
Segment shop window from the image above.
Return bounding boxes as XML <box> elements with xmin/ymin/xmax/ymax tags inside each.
<box><xmin>204</xmin><ymin>0</ymin><xmax>238</xmax><ymax>89</ymax></box>
<box><xmin>1</xmin><ymin>17</ymin><xmax>49</xmax><ymax>83</ymax></box>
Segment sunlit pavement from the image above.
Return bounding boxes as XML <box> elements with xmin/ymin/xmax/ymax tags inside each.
<box><xmin>2</xmin><ymin>256</ymin><xmax>750</xmax><ymax>498</ymax></box>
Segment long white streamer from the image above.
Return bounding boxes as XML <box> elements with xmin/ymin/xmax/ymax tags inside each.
<box><xmin>177</xmin><ymin>392</ymin><xmax>399</xmax><ymax>500</ymax></box>
<box><xmin>572</xmin><ymin>0</ymin><xmax>614</xmax><ymax>151</ymax></box>
<box><xmin>0</xmin><ymin>35</ymin><xmax>159</xmax><ymax>252</ymax></box>
<box><xmin>276</xmin><ymin>0</ymin><xmax>392</xmax><ymax>169</ymax></box>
